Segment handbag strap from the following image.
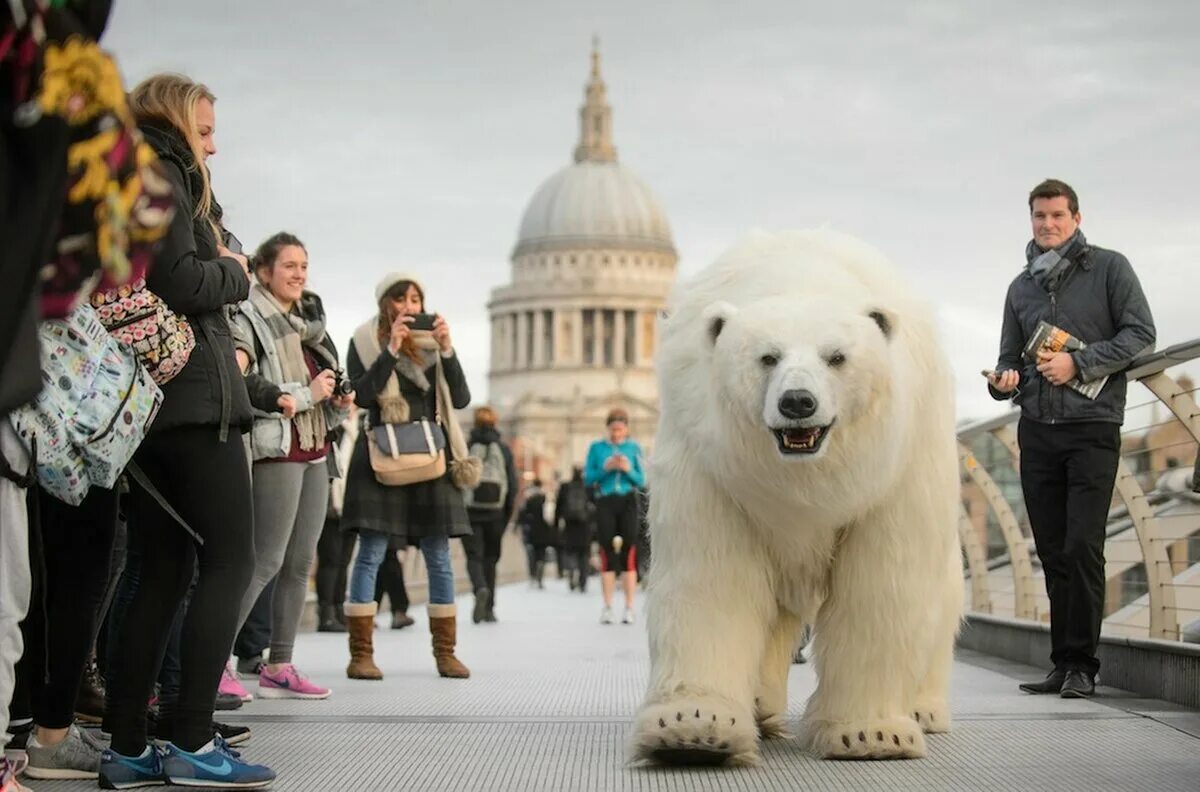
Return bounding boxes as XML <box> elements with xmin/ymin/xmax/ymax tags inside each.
<box><xmin>126</xmin><ymin>461</ymin><xmax>203</xmax><ymax>545</ymax></box>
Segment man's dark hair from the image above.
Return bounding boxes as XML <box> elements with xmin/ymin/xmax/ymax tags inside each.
<box><xmin>1028</xmin><ymin>179</ymin><xmax>1079</xmax><ymax>215</ymax></box>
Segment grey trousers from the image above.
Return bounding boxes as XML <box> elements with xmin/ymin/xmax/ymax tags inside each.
<box><xmin>236</xmin><ymin>459</ymin><xmax>330</xmax><ymax>665</ymax></box>
<box><xmin>1</xmin><ymin>423</ymin><xmax>32</xmax><ymax>743</ymax></box>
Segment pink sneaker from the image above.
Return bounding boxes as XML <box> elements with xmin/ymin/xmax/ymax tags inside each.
<box><xmin>257</xmin><ymin>664</ymin><xmax>331</xmax><ymax>700</ymax></box>
<box><xmin>219</xmin><ymin>661</ymin><xmax>253</xmax><ymax>703</ymax></box>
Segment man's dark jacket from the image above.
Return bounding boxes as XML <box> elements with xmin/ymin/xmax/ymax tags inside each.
<box><xmin>991</xmin><ymin>238</ymin><xmax>1155</xmax><ymax>425</ymax></box>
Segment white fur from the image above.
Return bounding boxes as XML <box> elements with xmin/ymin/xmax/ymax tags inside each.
<box><xmin>632</xmin><ymin>229</ymin><xmax>963</xmax><ymax>764</ymax></box>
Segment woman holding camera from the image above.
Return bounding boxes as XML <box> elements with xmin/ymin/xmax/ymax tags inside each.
<box><xmin>230</xmin><ymin>232</ymin><xmax>351</xmax><ymax>699</ymax></box>
<box><xmin>341</xmin><ymin>273</ymin><xmax>474</xmax><ymax>680</ymax></box>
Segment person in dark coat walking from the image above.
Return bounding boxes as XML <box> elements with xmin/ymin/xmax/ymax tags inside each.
<box><xmin>341</xmin><ymin>274</ymin><xmax>473</xmax><ymax>681</ymax></box>
<box><xmin>102</xmin><ymin>73</ymin><xmax>274</xmax><ymax>789</ymax></box>
<box><xmin>462</xmin><ymin>407</ymin><xmax>519</xmax><ymax>623</ymax></box>
<box><xmin>555</xmin><ymin>468</ymin><xmax>595</xmax><ymax>593</ymax></box>
<box><xmin>520</xmin><ymin>481</ymin><xmax>557</xmax><ymax>589</ymax></box>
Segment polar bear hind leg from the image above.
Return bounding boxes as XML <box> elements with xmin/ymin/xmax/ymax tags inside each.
<box><xmin>755</xmin><ymin>609</ymin><xmax>804</xmax><ymax>739</ymax></box>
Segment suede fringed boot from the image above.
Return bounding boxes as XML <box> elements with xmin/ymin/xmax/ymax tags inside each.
<box><xmin>428</xmin><ymin>603</ymin><xmax>470</xmax><ymax>678</ymax></box>
<box><xmin>344</xmin><ymin>602</ymin><xmax>384</xmax><ymax>680</ymax></box>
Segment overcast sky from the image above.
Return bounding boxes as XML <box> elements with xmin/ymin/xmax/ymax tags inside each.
<box><xmin>105</xmin><ymin>0</ymin><xmax>1200</xmax><ymax>423</ymax></box>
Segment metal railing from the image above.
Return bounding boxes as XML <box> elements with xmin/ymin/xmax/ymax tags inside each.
<box><xmin>958</xmin><ymin>338</ymin><xmax>1200</xmax><ymax>642</ymax></box>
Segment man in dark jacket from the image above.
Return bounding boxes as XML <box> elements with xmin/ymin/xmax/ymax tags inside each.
<box><xmin>462</xmin><ymin>407</ymin><xmax>519</xmax><ymax>623</ymax></box>
<box><xmin>987</xmin><ymin>178</ymin><xmax>1155</xmax><ymax>698</ymax></box>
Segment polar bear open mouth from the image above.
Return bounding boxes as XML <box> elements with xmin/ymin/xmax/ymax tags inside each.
<box><xmin>773</xmin><ymin>423</ymin><xmax>833</xmax><ymax>455</ymax></box>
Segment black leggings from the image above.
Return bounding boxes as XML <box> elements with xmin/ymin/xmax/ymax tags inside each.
<box><xmin>315</xmin><ymin>516</ymin><xmax>353</xmax><ymax>610</ymax></box>
<box><xmin>595</xmin><ymin>493</ymin><xmax>639</xmax><ymax>574</ymax></box>
<box><xmin>465</xmin><ymin>514</ymin><xmax>505</xmax><ymax>601</ymax></box>
<box><xmin>12</xmin><ymin>486</ymin><xmax>118</xmax><ymax>729</ymax></box>
<box><xmin>106</xmin><ymin>426</ymin><xmax>254</xmax><ymax>755</ymax></box>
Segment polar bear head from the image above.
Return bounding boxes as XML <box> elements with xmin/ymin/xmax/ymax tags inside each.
<box><xmin>655</xmin><ymin>230</ymin><xmax>946</xmax><ymax>504</ymax></box>
<box><xmin>700</xmin><ymin>295</ymin><xmax>898</xmax><ymax>462</ymax></box>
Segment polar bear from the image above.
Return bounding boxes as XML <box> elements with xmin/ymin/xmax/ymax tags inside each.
<box><xmin>632</xmin><ymin>229</ymin><xmax>963</xmax><ymax>765</ymax></box>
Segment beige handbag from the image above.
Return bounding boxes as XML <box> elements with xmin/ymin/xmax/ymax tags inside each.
<box><xmin>367</xmin><ymin>417</ymin><xmax>447</xmax><ymax>487</ymax></box>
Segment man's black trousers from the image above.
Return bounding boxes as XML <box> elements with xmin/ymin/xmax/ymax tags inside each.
<box><xmin>1018</xmin><ymin>418</ymin><xmax>1121</xmax><ymax>677</ymax></box>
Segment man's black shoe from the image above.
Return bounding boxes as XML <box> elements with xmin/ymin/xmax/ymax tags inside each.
<box><xmin>1018</xmin><ymin>668</ymin><xmax>1066</xmax><ymax>694</ymax></box>
<box><xmin>1059</xmin><ymin>670</ymin><xmax>1095</xmax><ymax>698</ymax></box>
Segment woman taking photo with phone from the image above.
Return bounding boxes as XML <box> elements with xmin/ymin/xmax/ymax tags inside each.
<box><xmin>341</xmin><ymin>274</ymin><xmax>477</xmax><ymax>681</ymax></box>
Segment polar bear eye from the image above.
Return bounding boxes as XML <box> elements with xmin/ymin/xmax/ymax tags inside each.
<box><xmin>827</xmin><ymin>352</ymin><xmax>847</xmax><ymax>367</ymax></box>
<box><xmin>760</xmin><ymin>353</ymin><xmax>780</xmax><ymax>368</ymax></box>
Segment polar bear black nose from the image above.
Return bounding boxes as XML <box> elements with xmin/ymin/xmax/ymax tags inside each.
<box><xmin>779</xmin><ymin>389</ymin><xmax>819</xmax><ymax>420</ymax></box>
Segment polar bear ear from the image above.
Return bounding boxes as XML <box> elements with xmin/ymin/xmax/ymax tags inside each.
<box><xmin>702</xmin><ymin>301</ymin><xmax>738</xmax><ymax>346</ymax></box>
<box><xmin>868</xmin><ymin>308</ymin><xmax>895</xmax><ymax>340</ymax></box>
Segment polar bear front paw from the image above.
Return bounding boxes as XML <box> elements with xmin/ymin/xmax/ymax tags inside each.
<box><xmin>911</xmin><ymin>700</ymin><xmax>952</xmax><ymax>734</ymax></box>
<box><xmin>632</xmin><ymin>696</ymin><xmax>759</xmax><ymax>766</ymax></box>
<box><xmin>803</xmin><ymin>716</ymin><xmax>926</xmax><ymax>760</ymax></box>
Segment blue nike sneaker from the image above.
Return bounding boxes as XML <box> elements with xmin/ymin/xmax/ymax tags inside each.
<box><xmin>161</xmin><ymin>736</ymin><xmax>275</xmax><ymax>789</ymax></box>
<box><xmin>98</xmin><ymin>745</ymin><xmax>166</xmax><ymax>789</ymax></box>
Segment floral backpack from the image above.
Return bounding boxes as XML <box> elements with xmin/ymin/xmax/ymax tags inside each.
<box><xmin>90</xmin><ymin>279</ymin><xmax>195</xmax><ymax>384</ymax></box>
<box><xmin>8</xmin><ymin>303</ymin><xmax>162</xmax><ymax>505</ymax></box>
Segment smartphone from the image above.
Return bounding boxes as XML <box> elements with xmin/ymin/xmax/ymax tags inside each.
<box><xmin>408</xmin><ymin>313</ymin><xmax>437</xmax><ymax>331</ymax></box>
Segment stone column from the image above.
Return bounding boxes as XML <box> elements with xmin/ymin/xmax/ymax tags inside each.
<box><xmin>573</xmin><ymin>308</ymin><xmax>585</xmax><ymax>365</ymax></box>
<box><xmin>515</xmin><ymin>312</ymin><xmax>527</xmax><ymax>370</ymax></box>
<box><xmin>592</xmin><ymin>308</ymin><xmax>603</xmax><ymax>368</ymax></box>
<box><xmin>614</xmin><ymin>306</ymin><xmax>626</xmax><ymax>366</ymax></box>
<box><xmin>532</xmin><ymin>309</ymin><xmax>545</xmax><ymax>369</ymax></box>
<box><xmin>633</xmin><ymin>309</ymin><xmax>644</xmax><ymax>367</ymax></box>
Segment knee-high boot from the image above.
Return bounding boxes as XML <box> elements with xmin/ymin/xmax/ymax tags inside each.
<box><xmin>344</xmin><ymin>602</ymin><xmax>383</xmax><ymax>680</ymax></box>
<box><xmin>428</xmin><ymin>604</ymin><xmax>470</xmax><ymax>678</ymax></box>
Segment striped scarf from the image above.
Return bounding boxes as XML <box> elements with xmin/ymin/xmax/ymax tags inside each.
<box><xmin>249</xmin><ymin>284</ymin><xmax>327</xmax><ymax>451</ymax></box>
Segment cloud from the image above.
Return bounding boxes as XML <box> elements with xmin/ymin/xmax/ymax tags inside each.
<box><xmin>103</xmin><ymin>0</ymin><xmax>1200</xmax><ymax>422</ymax></box>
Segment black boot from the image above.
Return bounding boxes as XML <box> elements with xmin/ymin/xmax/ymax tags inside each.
<box><xmin>534</xmin><ymin>561</ymin><xmax>545</xmax><ymax>589</ymax></box>
<box><xmin>75</xmin><ymin>653</ymin><xmax>107</xmax><ymax>723</ymax></box>
<box><xmin>472</xmin><ymin>589</ymin><xmax>491</xmax><ymax>624</ymax></box>
<box><xmin>318</xmin><ymin>604</ymin><xmax>347</xmax><ymax>633</ymax></box>
<box><xmin>1018</xmin><ymin>668</ymin><xmax>1067</xmax><ymax>694</ymax></box>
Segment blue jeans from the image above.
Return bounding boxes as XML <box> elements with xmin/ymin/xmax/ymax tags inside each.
<box><xmin>349</xmin><ymin>532</ymin><xmax>455</xmax><ymax>606</ymax></box>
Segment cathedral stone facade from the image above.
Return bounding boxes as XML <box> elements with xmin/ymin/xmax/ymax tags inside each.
<box><xmin>487</xmin><ymin>46</ymin><xmax>677</xmax><ymax>480</ymax></box>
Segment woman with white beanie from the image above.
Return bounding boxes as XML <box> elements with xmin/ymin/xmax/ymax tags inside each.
<box><xmin>340</xmin><ymin>274</ymin><xmax>477</xmax><ymax>680</ymax></box>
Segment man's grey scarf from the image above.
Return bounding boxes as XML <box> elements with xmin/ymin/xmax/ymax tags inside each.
<box><xmin>1026</xmin><ymin>230</ymin><xmax>1085</xmax><ymax>292</ymax></box>
<box><xmin>249</xmin><ymin>284</ymin><xmax>328</xmax><ymax>451</ymax></box>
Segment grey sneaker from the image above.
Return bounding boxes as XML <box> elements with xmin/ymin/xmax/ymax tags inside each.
<box><xmin>25</xmin><ymin>725</ymin><xmax>101</xmax><ymax>780</ymax></box>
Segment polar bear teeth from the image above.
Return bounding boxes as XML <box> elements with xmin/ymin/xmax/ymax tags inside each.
<box><xmin>777</xmin><ymin>426</ymin><xmax>827</xmax><ymax>452</ymax></box>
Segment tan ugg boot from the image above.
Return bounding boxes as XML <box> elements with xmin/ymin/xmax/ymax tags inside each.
<box><xmin>428</xmin><ymin>603</ymin><xmax>470</xmax><ymax>678</ymax></box>
<box><xmin>344</xmin><ymin>602</ymin><xmax>384</xmax><ymax>680</ymax></box>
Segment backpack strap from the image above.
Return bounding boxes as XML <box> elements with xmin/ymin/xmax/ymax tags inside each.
<box><xmin>125</xmin><ymin>461</ymin><xmax>204</xmax><ymax>545</ymax></box>
<box><xmin>0</xmin><ymin>437</ymin><xmax>36</xmax><ymax>488</ymax></box>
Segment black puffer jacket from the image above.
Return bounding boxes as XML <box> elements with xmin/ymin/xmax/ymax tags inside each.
<box><xmin>140</xmin><ymin>123</ymin><xmax>251</xmax><ymax>438</ymax></box>
<box><xmin>991</xmin><ymin>235</ymin><xmax>1156</xmax><ymax>425</ymax></box>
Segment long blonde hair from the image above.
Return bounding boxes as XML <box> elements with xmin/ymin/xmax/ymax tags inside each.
<box><xmin>129</xmin><ymin>74</ymin><xmax>218</xmax><ymax>233</ymax></box>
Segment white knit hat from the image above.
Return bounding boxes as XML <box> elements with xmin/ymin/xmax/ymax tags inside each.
<box><xmin>374</xmin><ymin>272</ymin><xmax>425</xmax><ymax>304</ymax></box>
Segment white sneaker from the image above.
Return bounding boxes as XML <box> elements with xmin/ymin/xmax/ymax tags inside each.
<box><xmin>623</xmin><ymin>608</ymin><xmax>636</xmax><ymax>625</ymax></box>
<box><xmin>600</xmin><ymin>606</ymin><xmax>614</xmax><ymax>625</ymax></box>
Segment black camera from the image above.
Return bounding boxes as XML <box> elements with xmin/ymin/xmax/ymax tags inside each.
<box><xmin>331</xmin><ymin>368</ymin><xmax>353</xmax><ymax>398</ymax></box>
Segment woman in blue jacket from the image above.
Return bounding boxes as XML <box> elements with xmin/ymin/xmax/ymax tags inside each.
<box><xmin>583</xmin><ymin>408</ymin><xmax>645</xmax><ymax>625</ymax></box>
